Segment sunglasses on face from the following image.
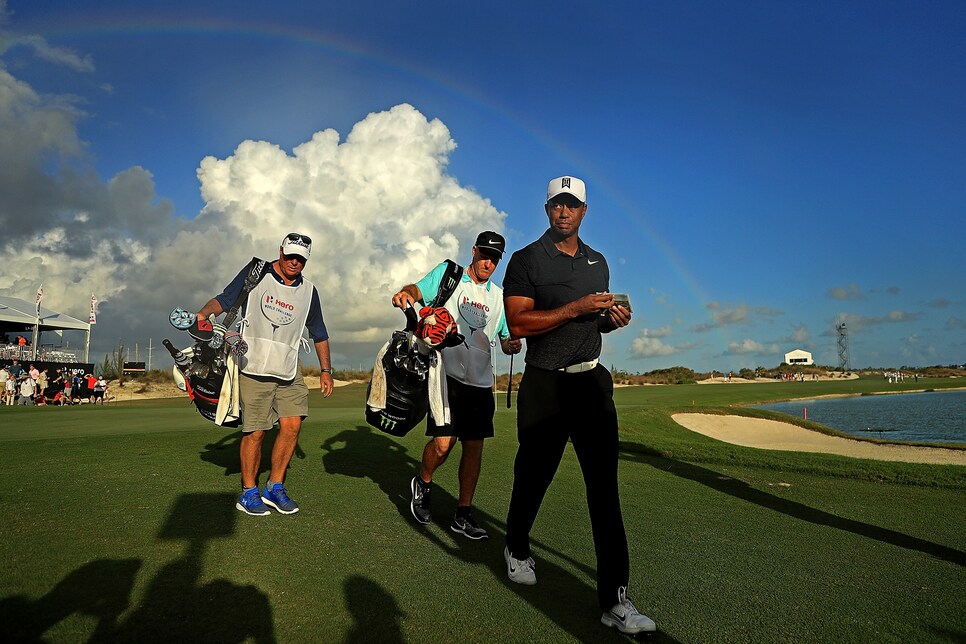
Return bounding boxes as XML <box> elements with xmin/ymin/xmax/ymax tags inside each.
<box><xmin>547</xmin><ymin>198</ymin><xmax>584</xmax><ymax>212</ymax></box>
<box><xmin>286</xmin><ymin>233</ymin><xmax>312</xmax><ymax>244</ymax></box>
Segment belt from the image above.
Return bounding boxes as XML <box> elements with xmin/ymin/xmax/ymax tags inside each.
<box><xmin>558</xmin><ymin>358</ymin><xmax>599</xmax><ymax>374</ymax></box>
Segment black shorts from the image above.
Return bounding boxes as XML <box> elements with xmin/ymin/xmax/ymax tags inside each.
<box><xmin>426</xmin><ymin>376</ymin><xmax>495</xmax><ymax>441</ymax></box>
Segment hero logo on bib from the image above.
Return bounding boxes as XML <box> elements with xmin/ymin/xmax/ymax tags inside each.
<box><xmin>261</xmin><ymin>294</ymin><xmax>297</xmax><ymax>325</ymax></box>
<box><xmin>458</xmin><ymin>295</ymin><xmax>489</xmax><ymax>330</ymax></box>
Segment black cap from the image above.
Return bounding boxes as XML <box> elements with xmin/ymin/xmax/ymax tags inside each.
<box><xmin>475</xmin><ymin>231</ymin><xmax>506</xmax><ymax>258</ymax></box>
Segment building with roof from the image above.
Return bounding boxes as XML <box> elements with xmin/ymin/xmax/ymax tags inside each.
<box><xmin>783</xmin><ymin>348</ymin><xmax>813</xmax><ymax>366</ymax></box>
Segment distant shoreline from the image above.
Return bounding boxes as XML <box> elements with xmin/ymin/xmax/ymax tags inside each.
<box><xmin>742</xmin><ymin>385</ymin><xmax>966</xmax><ymax>406</ymax></box>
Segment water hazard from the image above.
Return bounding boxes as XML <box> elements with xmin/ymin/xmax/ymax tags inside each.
<box><xmin>754</xmin><ymin>389</ymin><xmax>966</xmax><ymax>444</ymax></box>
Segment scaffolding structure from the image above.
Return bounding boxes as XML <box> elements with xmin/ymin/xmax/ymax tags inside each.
<box><xmin>836</xmin><ymin>320</ymin><xmax>850</xmax><ymax>370</ymax></box>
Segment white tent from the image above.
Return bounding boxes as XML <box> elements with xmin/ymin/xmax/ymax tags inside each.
<box><xmin>0</xmin><ymin>296</ymin><xmax>91</xmax><ymax>362</ymax></box>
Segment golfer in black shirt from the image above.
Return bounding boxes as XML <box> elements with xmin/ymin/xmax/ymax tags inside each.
<box><xmin>501</xmin><ymin>176</ymin><xmax>656</xmax><ymax>635</ymax></box>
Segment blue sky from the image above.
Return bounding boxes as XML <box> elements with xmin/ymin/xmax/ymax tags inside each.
<box><xmin>0</xmin><ymin>0</ymin><xmax>963</xmax><ymax>373</ymax></box>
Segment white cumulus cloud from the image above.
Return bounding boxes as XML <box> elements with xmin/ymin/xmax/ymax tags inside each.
<box><xmin>724</xmin><ymin>339</ymin><xmax>781</xmax><ymax>356</ymax></box>
<box><xmin>0</xmin><ymin>63</ymin><xmax>505</xmax><ymax>368</ymax></box>
<box><xmin>189</xmin><ymin>103</ymin><xmax>505</xmax><ymax>344</ymax></box>
<box><xmin>629</xmin><ymin>326</ymin><xmax>695</xmax><ymax>358</ymax></box>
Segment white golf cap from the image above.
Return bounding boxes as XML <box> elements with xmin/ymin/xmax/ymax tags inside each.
<box><xmin>280</xmin><ymin>232</ymin><xmax>312</xmax><ymax>260</ymax></box>
<box><xmin>547</xmin><ymin>176</ymin><xmax>586</xmax><ymax>203</ymax></box>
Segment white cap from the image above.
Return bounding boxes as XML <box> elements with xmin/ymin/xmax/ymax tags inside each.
<box><xmin>280</xmin><ymin>232</ymin><xmax>312</xmax><ymax>260</ymax></box>
<box><xmin>547</xmin><ymin>176</ymin><xmax>586</xmax><ymax>203</ymax></box>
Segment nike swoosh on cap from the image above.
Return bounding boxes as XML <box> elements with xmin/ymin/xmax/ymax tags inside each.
<box><xmin>488</xmin><ymin>239</ymin><xmax>502</xmax><ymax>245</ymax></box>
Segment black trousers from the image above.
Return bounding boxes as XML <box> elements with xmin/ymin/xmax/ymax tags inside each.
<box><xmin>505</xmin><ymin>364</ymin><xmax>630</xmax><ymax>611</ymax></box>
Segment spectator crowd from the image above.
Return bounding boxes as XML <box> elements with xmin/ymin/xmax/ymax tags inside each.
<box><xmin>0</xmin><ymin>360</ymin><xmax>107</xmax><ymax>406</ymax></box>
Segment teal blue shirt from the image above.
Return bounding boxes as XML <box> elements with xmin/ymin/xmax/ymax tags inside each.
<box><xmin>415</xmin><ymin>263</ymin><xmax>510</xmax><ymax>340</ymax></box>
<box><xmin>415</xmin><ymin>261</ymin><xmax>510</xmax><ymax>387</ymax></box>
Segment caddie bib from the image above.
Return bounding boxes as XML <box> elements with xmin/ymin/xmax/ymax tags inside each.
<box><xmin>439</xmin><ymin>278</ymin><xmax>506</xmax><ymax>387</ymax></box>
<box><xmin>240</xmin><ymin>276</ymin><xmax>314</xmax><ymax>380</ymax></box>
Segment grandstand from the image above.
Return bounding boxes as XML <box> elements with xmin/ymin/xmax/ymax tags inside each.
<box><xmin>0</xmin><ymin>296</ymin><xmax>91</xmax><ymax>364</ymax></box>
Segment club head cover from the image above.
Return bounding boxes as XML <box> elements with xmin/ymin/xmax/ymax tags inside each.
<box><xmin>415</xmin><ymin>306</ymin><xmax>457</xmax><ymax>349</ymax></box>
<box><xmin>169</xmin><ymin>307</ymin><xmax>197</xmax><ymax>330</ymax></box>
<box><xmin>225</xmin><ymin>332</ymin><xmax>248</xmax><ymax>356</ymax></box>
<box><xmin>187</xmin><ymin>317</ymin><xmax>214</xmax><ymax>342</ymax></box>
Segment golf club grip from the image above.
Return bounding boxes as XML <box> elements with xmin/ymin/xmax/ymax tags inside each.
<box><xmin>404</xmin><ymin>304</ymin><xmax>419</xmax><ymax>331</ymax></box>
<box><xmin>161</xmin><ymin>338</ymin><xmax>178</xmax><ymax>356</ymax></box>
<box><xmin>162</xmin><ymin>339</ymin><xmax>191</xmax><ymax>369</ymax></box>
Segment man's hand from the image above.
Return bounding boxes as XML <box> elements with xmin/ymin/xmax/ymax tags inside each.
<box><xmin>569</xmin><ymin>292</ymin><xmax>615</xmax><ymax>318</ymax></box>
<box><xmin>501</xmin><ymin>337</ymin><xmax>523</xmax><ymax>355</ymax></box>
<box><xmin>603</xmin><ymin>304</ymin><xmax>631</xmax><ymax>331</ymax></box>
<box><xmin>314</xmin><ymin>339</ymin><xmax>334</xmax><ymax>398</ymax></box>
<box><xmin>320</xmin><ymin>372</ymin><xmax>334</xmax><ymax>398</ymax></box>
<box><xmin>391</xmin><ymin>285</ymin><xmax>422</xmax><ymax>310</ymax></box>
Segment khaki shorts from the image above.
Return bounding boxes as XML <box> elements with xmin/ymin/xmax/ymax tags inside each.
<box><xmin>239</xmin><ymin>369</ymin><xmax>309</xmax><ymax>433</ymax></box>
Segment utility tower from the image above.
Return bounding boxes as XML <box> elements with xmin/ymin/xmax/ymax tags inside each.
<box><xmin>836</xmin><ymin>320</ymin><xmax>850</xmax><ymax>371</ymax></box>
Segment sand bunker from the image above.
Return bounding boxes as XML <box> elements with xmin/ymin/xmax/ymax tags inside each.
<box><xmin>673</xmin><ymin>413</ymin><xmax>966</xmax><ymax>465</ymax></box>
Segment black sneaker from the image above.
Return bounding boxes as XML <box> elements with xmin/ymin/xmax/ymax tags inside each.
<box><xmin>410</xmin><ymin>476</ymin><xmax>432</xmax><ymax>524</ymax></box>
<box><xmin>450</xmin><ymin>512</ymin><xmax>488</xmax><ymax>539</ymax></box>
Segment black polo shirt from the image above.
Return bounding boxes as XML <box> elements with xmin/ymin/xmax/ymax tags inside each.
<box><xmin>503</xmin><ymin>229</ymin><xmax>610</xmax><ymax>370</ymax></box>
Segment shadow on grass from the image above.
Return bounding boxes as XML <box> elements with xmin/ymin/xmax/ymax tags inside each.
<box><xmin>0</xmin><ymin>559</ymin><xmax>141</xmax><ymax>641</ymax></box>
<box><xmin>343</xmin><ymin>575</ymin><xmax>406</xmax><ymax>643</ymax></box>
<box><xmin>618</xmin><ymin>444</ymin><xmax>966</xmax><ymax>568</ymax></box>
<box><xmin>199</xmin><ymin>429</ymin><xmax>307</xmax><ymax>477</ymax></box>
<box><xmin>322</xmin><ymin>426</ymin><xmax>677</xmax><ymax>642</ymax></box>
<box><xmin>1</xmin><ymin>493</ymin><xmax>277</xmax><ymax>642</ymax></box>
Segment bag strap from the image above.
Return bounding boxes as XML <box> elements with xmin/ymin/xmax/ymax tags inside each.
<box><xmin>428</xmin><ymin>259</ymin><xmax>463</xmax><ymax>307</ymax></box>
<box><xmin>223</xmin><ymin>257</ymin><xmax>268</xmax><ymax>329</ymax></box>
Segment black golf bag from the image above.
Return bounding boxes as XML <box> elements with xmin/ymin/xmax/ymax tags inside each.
<box><xmin>164</xmin><ymin>257</ymin><xmax>267</xmax><ymax>427</ymax></box>
<box><xmin>364</xmin><ymin>323</ymin><xmax>433</xmax><ymax>437</ymax></box>
<box><xmin>365</xmin><ymin>260</ymin><xmax>462</xmax><ymax>437</ymax></box>
<box><xmin>187</xmin><ymin>370</ymin><xmax>223</xmax><ymax>423</ymax></box>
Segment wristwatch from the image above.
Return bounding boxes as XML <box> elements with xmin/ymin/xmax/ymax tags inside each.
<box><xmin>320</xmin><ymin>368</ymin><xmax>332</xmax><ymax>373</ymax></box>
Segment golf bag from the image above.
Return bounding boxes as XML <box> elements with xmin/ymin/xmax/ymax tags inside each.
<box><xmin>365</xmin><ymin>260</ymin><xmax>463</xmax><ymax>437</ymax></box>
<box><xmin>164</xmin><ymin>257</ymin><xmax>267</xmax><ymax>427</ymax></box>
<box><xmin>168</xmin><ymin>343</ymin><xmax>240</xmax><ymax>425</ymax></box>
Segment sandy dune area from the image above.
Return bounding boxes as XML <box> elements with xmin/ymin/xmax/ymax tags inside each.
<box><xmin>105</xmin><ymin>376</ymin><xmax>355</xmax><ymax>402</ymax></box>
<box><xmin>673</xmin><ymin>413</ymin><xmax>966</xmax><ymax>465</ymax></box>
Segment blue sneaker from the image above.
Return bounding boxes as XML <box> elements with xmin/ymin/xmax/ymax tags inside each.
<box><xmin>262</xmin><ymin>483</ymin><xmax>300</xmax><ymax>514</ymax></box>
<box><xmin>236</xmin><ymin>488</ymin><xmax>270</xmax><ymax>516</ymax></box>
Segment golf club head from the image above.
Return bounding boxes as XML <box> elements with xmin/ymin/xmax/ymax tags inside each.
<box><xmin>186</xmin><ymin>361</ymin><xmax>210</xmax><ymax>380</ymax></box>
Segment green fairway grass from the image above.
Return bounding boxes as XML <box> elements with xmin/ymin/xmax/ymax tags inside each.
<box><xmin>1</xmin><ymin>379</ymin><xmax>963</xmax><ymax>642</ymax></box>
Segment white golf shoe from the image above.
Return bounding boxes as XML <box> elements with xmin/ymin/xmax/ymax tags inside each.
<box><xmin>504</xmin><ymin>547</ymin><xmax>537</xmax><ymax>585</ymax></box>
<box><xmin>601</xmin><ymin>586</ymin><xmax>656</xmax><ymax>634</ymax></box>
